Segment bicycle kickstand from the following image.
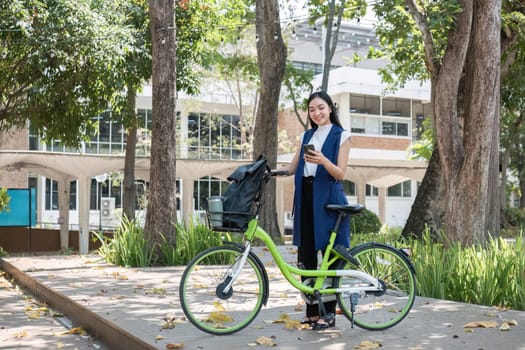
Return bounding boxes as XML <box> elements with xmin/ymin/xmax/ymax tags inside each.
<box><xmin>350</xmin><ymin>292</ymin><xmax>359</xmax><ymax>328</ymax></box>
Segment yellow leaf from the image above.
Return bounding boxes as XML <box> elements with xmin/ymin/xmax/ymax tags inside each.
<box><xmin>212</xmin><ymin>301</ymin><xmax>225</xmax><ymax>312</ymax></box>
<box><xmin>206</xmin><ymin>312</ymin><xmax>233</xmax><ymax>323</ymax></box>
<box><xmin>56</xmin><ymin>342</ymin><xmax>65</xmax><ymax>349</ymax></box>
<box><xmin>463</xmin><ymin>321</ymin><xmax>498</xmax><ymax>328</ymax></box>
<box><xmin>59</xmin><ymin>327</ymin><xmax>85</xmax><ymax>335</ymax></box>
<box><xmin>500</xmin><ymin>322</ymin><xmax>511</xmax><ymax>331</ymax></box>
<box><xmin>507</xmin><ymin>319</ymin><xmax>518</xmax><ymax>326</ymax></box>
<box><xmin>166</xmin><ymin>343</ymin><xmax>184</xmax><ymax>349</ymax></box>
<box><xmin>255</xmin><ymin>336</ymin><xmax>277</xmax><ymax>346</ymax></box>
<box><xmin>15</xmin><ymin>330</ymin><xmax>28</xmax><ymax>338</ymax></box>
<box><xmin>155</xmin><ymin>335</ymin><xmax>166</xmax><ymax>340</ymax></box>
<box><xmin>279</xmin><ymin>293</ymin><xmax>288</xmax><ymax>298</ymax></box>
<box><xmin>355</xmin><ymin>340</ymin><xmax>382</xmax><ymax>349</ymax></box>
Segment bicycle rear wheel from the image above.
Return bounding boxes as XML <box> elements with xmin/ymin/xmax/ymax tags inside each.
<box><xmin>335</xmin><ymin>242</ymin><xmax>416</xmax><ymax>331</ymax></box>
<box><xmin>179</xmin><ymin>245</ymin><xmax>268</xmax><ymax>335</ymax></box>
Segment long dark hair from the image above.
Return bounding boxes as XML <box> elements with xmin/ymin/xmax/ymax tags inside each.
<box><xmin>307</xmin><ymin>91</ymin><xmax>343</xmax><ymax>129</ymax></box>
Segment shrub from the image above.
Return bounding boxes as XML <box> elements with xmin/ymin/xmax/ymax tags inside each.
<box><xmin>350</xmin><ymin>208</ymin><xmax>381</xmax><ymax>234</ymax></box>
<box><xmin>94</xmin><ymin>217</ymin><xmax>156</xmax><ymax>267</ymax></box>
<box><xmin>160</xmin><ymin>219</ymin><xmax>240</xmax><ymax>266</ymax></box>
<box><xmin>408</xmin><ymin>230</ymin><xmax>525</xmax><ymax>311</ymax></box>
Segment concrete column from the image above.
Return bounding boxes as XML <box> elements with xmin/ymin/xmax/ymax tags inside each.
<box><xmin>57</xmin><ymin>178</ymin><xmax>71</xmax><ymax>250</ymax></box>
<box><xmin>378</xmin><ymin>187</ymin><xmax>387</xmax><ymax>224</ymax></box>
<box><xmin>338</xmin><ymin>93</ymin><xmax>351</xmax><ymax>131</ymax></box>
<box><xmin>356</xmin><ymin>180</ymin><xmax>367</xmax><ymax>206</ymax></box>
<box><xmin>182</xmin><ymin>179</ymin><xmax>194</xmax><ymax>226</ymax></box>
<box><xmin>77</xmin><ymin>176</ymin><xmax>91</xmax><ymax>254</ymax></box>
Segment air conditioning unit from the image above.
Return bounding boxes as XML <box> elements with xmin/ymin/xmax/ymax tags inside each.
<box><xmin>100</xmin><ymin>197</ymin><xmax>115</xmax><ymax>225</ymax></box>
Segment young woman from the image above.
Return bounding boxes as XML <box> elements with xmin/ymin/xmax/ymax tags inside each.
<box><xmin>277</xmin><ymin>91</ymin><xmax>351</xmax><ymax>329</ymax></box>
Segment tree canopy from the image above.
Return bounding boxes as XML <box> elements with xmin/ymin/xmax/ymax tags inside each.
<box><xmin>0</xmin><ymin>0</ymin><xmax>139</xmax><ymax>146</ymax></box>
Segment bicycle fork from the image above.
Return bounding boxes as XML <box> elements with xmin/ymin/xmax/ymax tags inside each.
<box><xmin>217</xmin><ymin>242</ymin><xmax>252</xmax><ymax>297</ymax></box>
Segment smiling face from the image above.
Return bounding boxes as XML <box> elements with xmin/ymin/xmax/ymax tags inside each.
<box><xmin>308</xmin><ymin>96</ymin><xmax>332</xmax><ymax>127</ymax></box>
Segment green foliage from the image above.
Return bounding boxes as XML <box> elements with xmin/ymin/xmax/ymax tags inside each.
<box><xmin>0</xmin><ymin>0</ymin><xmax>137</xmax><ymax>145</ymax></box>
<box><xmin>408</xmin><ymin>117</ymin><xmax>434</xmax><ymax>161</ymax></box>
<box><xmin>0</xmin><ymin>246</ymin><xmax>7</xmax><ymax>257</ymax></box>
<box><xmin>160</xmin><ymin>220</ymin><xmax>241</xmax><ymax>265</ymax></box>
<box><xmin>94</xmin><ymin>217</ymin><xmax>156</xmax><ymax>267</ymax></box>
<box><xmin>370</xmin><ymin>0</ymin><xmax>462</xmax><ymax>91</ymax></box>
<box><xmin>408</xmin><ymin>230</ymin><xmax>525</xmax><ymax>311</ymax></box>
<box><xmin>351</xmin><ymin>228</ymin><xmax>525</xmax><ymax>310</ymax></box>
<box><xmin>95</xmin><ymin>217</ymin><xmax>241</xmax><ymax>267</ymax></box>
<box><xmin>350</xmin><ymin>208</ymin><xmax>382</xmax><ymax>234</ymax></box>
<box><xmin>0</xmin><ymin>188</ymin><xmax>9</xmax><ymax>212</ymax></box>
<box><xmin>502</xmin><ymin>208</ymin><xmax>525</xmax><ymax>238</ymax></box>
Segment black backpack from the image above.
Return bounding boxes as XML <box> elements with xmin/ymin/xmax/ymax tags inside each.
<box><xmin>222</xmin><ymin>155</ymin><xmax>269</xmax><ymax>230</ymax></box>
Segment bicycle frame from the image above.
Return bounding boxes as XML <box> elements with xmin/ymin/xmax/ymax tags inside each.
<box><xmin>240</xmin><ymin>218</ymin><xmax>382</xmax><ymax>297</ymax></box>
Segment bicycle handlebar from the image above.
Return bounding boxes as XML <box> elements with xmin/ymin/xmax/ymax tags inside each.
<box><xmin>269</xmin><ymin>170</ymin><xmax>289</xmax><ymax>177</ymax></box>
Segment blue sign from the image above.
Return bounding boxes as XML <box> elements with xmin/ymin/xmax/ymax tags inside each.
<box><xmin>0</xmin><ymin>188</ymin><xmax>36</xmax><ymax>227</ymax></box>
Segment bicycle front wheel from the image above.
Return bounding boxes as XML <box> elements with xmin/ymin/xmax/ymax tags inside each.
<box><xmin>179</xmin><ymin>245</ymin><xmax>268</xmax><ymax>335</ymax></box>
<box><xmin>335</xmin><ymin>242</ymin><xmax>416</xmax><ymax>331</ymax></box>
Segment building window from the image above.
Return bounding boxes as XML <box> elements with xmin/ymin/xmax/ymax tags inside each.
<box><xmin>188</xmin><ymin>113</ymin><xmax>242</xmax><ymax>160</ymax></box>
<box><xmin>382</xmin><ymin>97</ymin><xmax>410</xmax><ymax>117</ymax></box>
<box><xmin>45</xmin><ymin>178</ymin><xmax>58</xmax><ymax>210</ymax></box>
<box><xmin>350</xmin><ymin>94</ymin><xmax>380</xmax><ymax>115</ymax></box>
<box><xmin>366</xmin><ymin>184</ymin><xmax>378</xmax><ymax>197</ymax></box>
<box><xmin>387</xmin><ymin>180</ymin><xmax>412</xmax><ymax>197</ymax></box>
<box><xmin>193</xmin><ymin>177</ymin><xmax>230</xmax><ymax>210</ymax></box>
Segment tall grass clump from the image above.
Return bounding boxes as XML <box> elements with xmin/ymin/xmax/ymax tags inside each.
<box><xmin>160</xmin><ymin>219</ymin><xmax>240</xmax><ymax>265</ymax></box>
<box><xmin>94</xmin><ymin>217</ymin><xmax>156</xmax><ymax>267</ymax></box>
<box><xmin>409</xmin><ymin>230</ymin><xmax>525</xmax><ymax>311</ymax></box>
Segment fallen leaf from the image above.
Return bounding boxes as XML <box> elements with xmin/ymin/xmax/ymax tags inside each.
<box><xmin>355</xmin><ymin>340</ymin><xmax>382</xmax><ymax>349</ymax></box>
<box><xmin>499</xmin><ymin>322</ymin><xmax>511</xmax><ymax>331</ymax></box>
<box><xmin>56</xmin><ymin>342</ymin><xmax>65</xmax><ymax>349</ymax></box>
<box><xmin>273</xmin><ymin>313</ymin><xmax>290</xmax><ymax>323</ymax></box>
<box><xmin>463</xmin><ymin>321</ymin><xmax>498</xmax><ymax>328</ymax></box>
<box><xmin>506</xmin><ymin>319</ymin><xmax>518</xmax><ymax>326</ymax></box>
<box><xmin>155</xmin><ymin>335</ymin><xmax>166</xmax><ymax>340</ymax></box>
<box><xmin>213</xmin><ymin>301</ymin><xmax>225</xmax><ymax>312</ymax></box>
<box><xmin>15</xmin><ymin>330</ymin><xmax>28</xmax><ymax>338</ymax></box>
<box><xmin>59</xmin><ymin>327</ymin><xmax>86</xmax><ymax>336</ymax></box>
<box><xmin>255</xmin><ymin>336</ymin><xmax>277</xmax><ymax>347</ymax></box>
<box><xmin>206</xmin><ymin>312</ymin><xmax>233</xmax><ymax>323</ymax></box>
<box><xmin>165</xmin><ymin>343</ymin><xmax>184</xmax><ymax>349</ymax></box>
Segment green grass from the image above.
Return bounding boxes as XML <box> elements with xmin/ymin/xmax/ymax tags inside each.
<box><xmin>351</xmin><ymin>229</ymin><xmax>525</xmax><ymax>311</ymax></box>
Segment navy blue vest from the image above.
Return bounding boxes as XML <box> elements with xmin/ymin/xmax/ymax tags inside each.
<box><xmin>293</xmin><ymin>125</ymin><xmax>350</xmax><ymax>251</ymax></box>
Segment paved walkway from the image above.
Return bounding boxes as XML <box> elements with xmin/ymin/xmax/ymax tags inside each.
<box><xmin>1</xmin><ymin>246</ymin><xmax>525</xmax><ymax>350</ymax></box>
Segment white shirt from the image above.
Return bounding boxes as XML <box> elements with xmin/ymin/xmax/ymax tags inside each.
<box><xmin>300</xmin><ymin>124</ymin><xmax>351</xmax><ymax>177</ymax></box>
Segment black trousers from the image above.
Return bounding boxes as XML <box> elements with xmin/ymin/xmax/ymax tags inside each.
<box><xmin>297</xmin><ymin>176</ymin><xmax>337</xmax><ymax>318</ymax></box>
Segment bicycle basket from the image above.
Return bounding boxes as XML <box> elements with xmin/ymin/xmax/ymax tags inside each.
<box><xmin>218</xmin><ymin>154</ymin><xmax>269</xmax><ymax>231</ymax></box>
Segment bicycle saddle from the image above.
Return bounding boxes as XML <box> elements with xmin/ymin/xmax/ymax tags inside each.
<box><xmin>326</xmin><ymin>204</ymin><xmax>364</xmax><ymax>215</ymax></box>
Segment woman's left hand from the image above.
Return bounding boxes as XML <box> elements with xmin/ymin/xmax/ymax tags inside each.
<box><xmin>304</xmin><ymin>150</ymin><xmax>325</xmax><ymax>165</ymax></box>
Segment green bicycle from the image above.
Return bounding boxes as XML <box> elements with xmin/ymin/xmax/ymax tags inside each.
<box><xmin>179</xmin><ymin>170</ymin><xmax>417</xmax><ymax>335</ymax></box>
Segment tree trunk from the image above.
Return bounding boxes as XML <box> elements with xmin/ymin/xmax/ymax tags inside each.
<box><xmin>122</xmin><ymin>83</ymin><xmax>137</xmax><ymax>221</ymax></box>
<box><xmin>254</xmin><ymin>0</ymin><xmax>287</xmax><ymax>240</ymax></box>
<box><xmin>401</xmin><ymin>148</ymin><xmax>445</xmax><ymax>240</ymax></box>
<box><xmin>145</xmin><ymin>0</ymin><xmax>177</xmax><ymax>260</ymax></box>
<box><xmin>434</xmin><ymin>0</ymin><xmax>500</xmax><ymax>245</ymax></box>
